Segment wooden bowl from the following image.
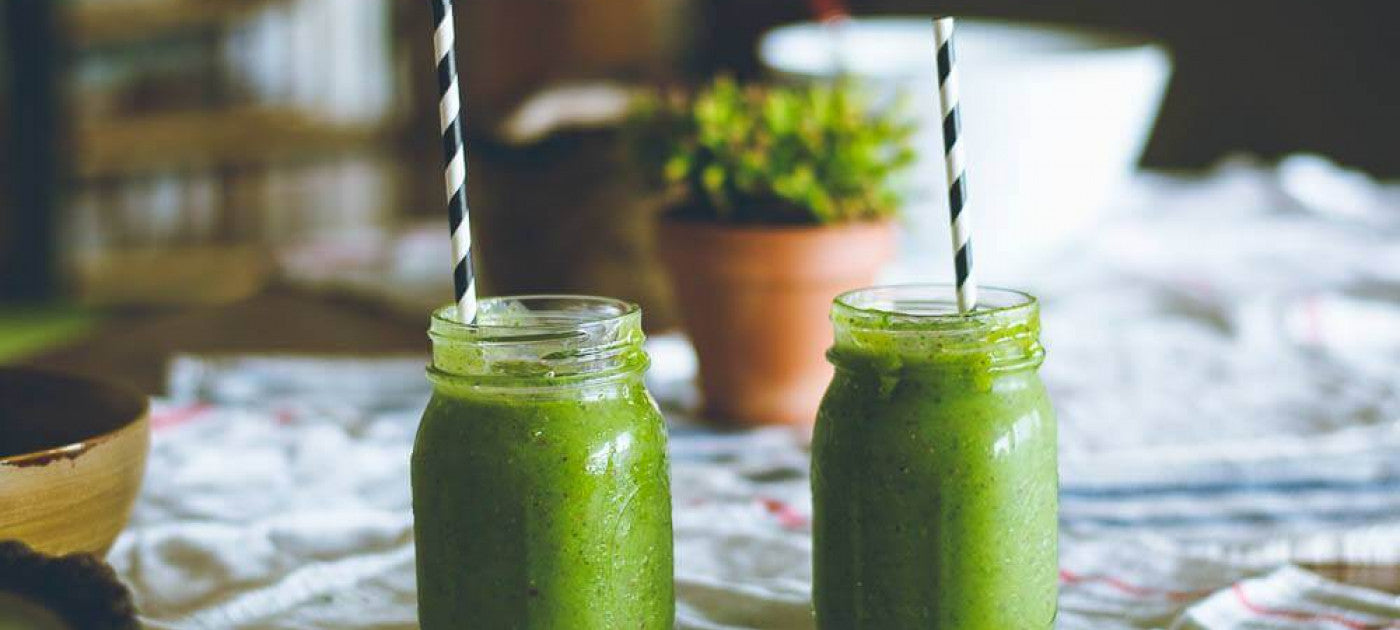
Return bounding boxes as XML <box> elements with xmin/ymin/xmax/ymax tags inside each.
<box><xmin>0</xmin><ymin>368</ymin><xmax>150</xmax><ymax>557</ymax></box>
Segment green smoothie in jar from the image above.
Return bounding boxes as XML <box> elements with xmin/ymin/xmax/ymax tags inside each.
<box><xmin>412</xmin><ymin>296</ymin><xmax>674</xmax><ymax>629</ymax></box>
<box><xmin>812</xmin><ymin>285</ymin><xmax>1057</xmax><ymax>629</ymax></box>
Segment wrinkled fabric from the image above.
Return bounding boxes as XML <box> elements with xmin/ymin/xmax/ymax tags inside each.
<box><xmin>113</xmin><ymin>158</ymin><xmax>1400</xmax><ymax>628</ymax></box>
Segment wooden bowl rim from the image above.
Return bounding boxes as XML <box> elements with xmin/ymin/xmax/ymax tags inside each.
<box><xmin>0</xmin><ymin>367</ymin><xmax>150</xmax><ymax>468</ymax></box>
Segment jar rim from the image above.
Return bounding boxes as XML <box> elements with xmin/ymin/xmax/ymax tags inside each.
<box><xmin>833</xmin><ymin>284</ymin><xmax>1037</xmax><ymax>331</ymax></box>
<box><xmin>430</xmin><ymin>295</ymin><xmax>640</xmax><ymax>341</ymax></box>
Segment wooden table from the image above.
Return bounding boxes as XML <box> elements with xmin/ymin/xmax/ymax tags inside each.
<box><xmin>18</xmin><ymin>287</ymin><xmax>1399</xmax><ymax>595</ymax></box>
<box><xmin>22</xmin><ymin>286</ymin><xmax>426</xmax><ymax>395</ymax></box>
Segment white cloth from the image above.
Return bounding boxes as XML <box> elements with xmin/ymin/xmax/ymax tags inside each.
<box><xmin>113</xmin><ymin>400</ymin><xmax>1400</xmax><ymax>629</ymax></box>
<box><xmin>112</xmin><ymin>158</ymin><xmax>1400</xmax><ymax>628</ymax></box>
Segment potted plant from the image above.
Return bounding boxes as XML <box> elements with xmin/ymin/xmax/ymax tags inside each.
<box><xmin>629</xmin><ymin>77</ymin><xmax>915</xmax><ymax>427</ymax></box>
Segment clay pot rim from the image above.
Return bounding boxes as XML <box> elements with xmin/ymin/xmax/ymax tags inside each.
<box><xmin>656</xmin><ymin>214</ymin><xmax>897</xmax><ymax>284</ymax></box>
<box><xmin>658</xmin><ymin>215</ymin><xmax>895</xmax><ymax>235</ymax></box>
<box><xmin>0</xmin><ymin>367</ymin><xmax>150</xmax><ymax>468</ymax></box>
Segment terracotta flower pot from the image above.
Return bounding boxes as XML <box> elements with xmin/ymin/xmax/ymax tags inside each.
<box><xmin>657</xmin><ymin>218</ymin><xmax>896</xmax><ymax>427</ymax></box>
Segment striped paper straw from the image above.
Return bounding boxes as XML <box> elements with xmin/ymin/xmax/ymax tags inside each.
<box><xmin>933</xmin><ymin>16</ymin><xmax>977</xmax><ymax>313</ymax></box>
<box><xmin>430</xmin><ymin>0</ymin><xmax>477</xmax><ymax>323</ymax></box>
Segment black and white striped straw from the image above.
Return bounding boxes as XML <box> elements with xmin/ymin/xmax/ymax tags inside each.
<box><xmin>430</xmin><ymin>0</ymin><xmax>477</xmax><ymax>323</ymax></box>
<box><xmin>933</xmin><ymin>16</ymin><xmax>977</xmax><ymax>313</ymax></box>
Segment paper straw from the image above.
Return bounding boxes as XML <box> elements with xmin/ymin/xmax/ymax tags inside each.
<box><xmin>430</xmin><ymin>0</ymin><xmax>477</xmax><ymax>323</ymax></box>
<box><xmin>933</xmin><ymin>16</ymin><xmax>977</xmax><ymax>313</ymax></box>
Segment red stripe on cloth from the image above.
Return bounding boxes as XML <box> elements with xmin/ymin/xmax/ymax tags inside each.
<box><xmin>149</xmin><ymin>403</ymin><xmax>212</xmax><ymax>431</ymax></box>
<box><xmin>758</xmin><ymin>497</ymin><xmax>808</xmax><ymax>530</ymax></box>
<box><xmin>1059</xmin><ymin>569</ymin><xmax>1215</xmax><ymax>601</ymax></box>
<box><xmin>1232</xmin><ymin>583</ymin><xmax>1400</xmax><ymax>630</ymax></box>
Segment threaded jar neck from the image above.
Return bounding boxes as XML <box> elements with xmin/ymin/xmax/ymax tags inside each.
<box><xmin>828</xmin><ymin>284</ymin><xmax>1044</xmax><ymax>377</ymax></box>
<box><xmin>428</xmin><ymin>295</ymin><xmax>649</xmax><ymax>390</ymax></box>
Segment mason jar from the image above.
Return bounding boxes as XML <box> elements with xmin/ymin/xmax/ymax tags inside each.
<box><xmin>812</xmin><ymin>285</ymin><xmax>1058</xmax><ymax>629</ymax></box>
<box><xmin>412</xmin><ymin>296</ymin><xmax>674</xmax><ymax>629</ymax></box>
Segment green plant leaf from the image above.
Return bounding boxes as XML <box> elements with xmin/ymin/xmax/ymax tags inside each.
<box><xmin>626</xmin><ymin>76</ymin><xmax>916</xmax><ymax>225</ymax></box>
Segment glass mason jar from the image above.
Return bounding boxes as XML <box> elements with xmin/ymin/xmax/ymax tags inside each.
<box><xmin>412</xmin><ymin>296</ymin><xmax>674</xmax><ymax>629</ymax></box>
<box><xmin>811</xmin><ymin>285</ymin><xmax>1058</xmax><ymax>629</ymax></box>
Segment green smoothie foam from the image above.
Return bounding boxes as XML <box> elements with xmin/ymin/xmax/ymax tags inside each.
<box><xmin>812</xmin><ymin>285</ymin><xmax>1058</xmax><ymax>629</ymax></box>
<box><xmin>412</xmin><ymin>298</ymin><xmax>674</xmax><ymax>629</ymax></box>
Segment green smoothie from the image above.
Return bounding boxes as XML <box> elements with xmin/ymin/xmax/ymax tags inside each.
<box><xmin>412</xmin><ymin>297</ymin><xmax>674</xmax><ymax>629</ymax></box>
<box><xmin>812</xmin><ymin>285</ymin><xmax>1058</xmax><ymax>629</ymax></box>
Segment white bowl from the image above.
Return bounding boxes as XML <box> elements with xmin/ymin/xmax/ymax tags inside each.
<box><xmin>761</xmin><ymin>18</ymin><xmax>1172</xmax><ymax>283</ymax></box>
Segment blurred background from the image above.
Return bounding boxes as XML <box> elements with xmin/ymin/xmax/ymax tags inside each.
<box><xmin>4</xmin><ymin>1</ymin><xmax>1400</xmax><ymax>620</ymax></box>
<box><xmin>1</xmin><ymin>0</ymin><xmax>1397</xmax><ymax>391</ymax></box>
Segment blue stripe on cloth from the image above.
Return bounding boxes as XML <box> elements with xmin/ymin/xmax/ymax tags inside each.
<box><xmin>1061</xmin><ymin>506</ymin><xmax>1400</xmax><ymax>528</ymax></box>
<box><xmin>1061</xmin><ymin>477</ymin><xmax>1400</xmax><ymax>500</ymax></box>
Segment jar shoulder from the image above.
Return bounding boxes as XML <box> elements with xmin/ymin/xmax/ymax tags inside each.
<box><xmin>419</xmin><ymin>382</ymin><xmax>665</xmax><ymax>444</ymax></box>
<box><xmin>817</xmin><ymin>369</ymin><xmax>1054</xmax><ymax>440</ymax></box>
